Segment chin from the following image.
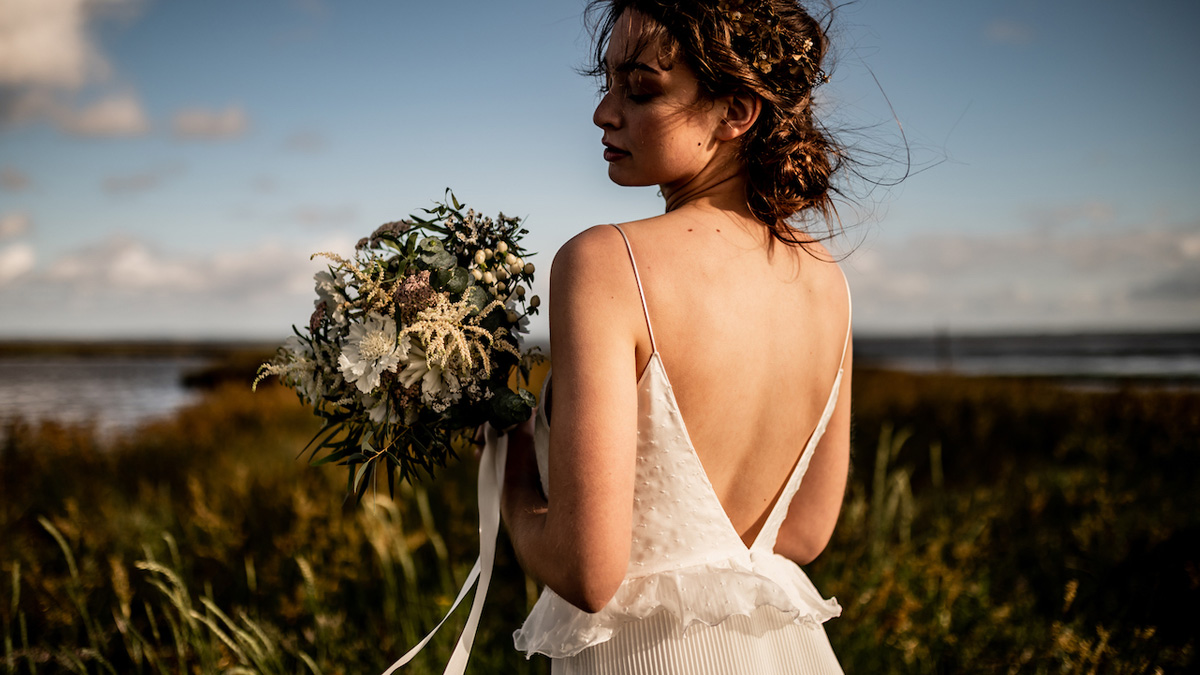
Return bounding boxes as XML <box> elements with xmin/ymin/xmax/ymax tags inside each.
<box><xmin>607</xmin><ymin>165</ymin><xmax>654</xmax><ymax>188</ymax></box>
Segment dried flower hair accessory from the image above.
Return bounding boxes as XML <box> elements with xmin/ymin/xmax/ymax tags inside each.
<box><xmin>717</xmin><ymin>0</ymin><xmax>828</xmax><ymax>85</ymax></box>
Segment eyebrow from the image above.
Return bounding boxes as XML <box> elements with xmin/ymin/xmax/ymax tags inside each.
<box><xmin>609</xmin><ymin>60</ymin><xmax>664</xmax><ymax>76</ymax></box>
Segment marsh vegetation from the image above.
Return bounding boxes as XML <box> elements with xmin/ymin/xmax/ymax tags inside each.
<box><xmin>1</xmin><ymin>352</ymin><xmax>1195</xmax><ymax>673</ymax></box>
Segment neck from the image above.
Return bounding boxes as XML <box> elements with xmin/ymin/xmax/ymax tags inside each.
<box><xmin>661</xmin><ymin>164</ymin><xmax>750</xmax><ymax>214</ymax></box>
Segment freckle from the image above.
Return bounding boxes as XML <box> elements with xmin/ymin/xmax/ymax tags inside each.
<box><xmin>687</xmin><ymin>228</ymin><xmax>693</xmax><ymax>232</ymax></box>
<box><xmin>716</xmin><ymin>229</ymin><xmax>721</xmax><ymax>232</ymax></box>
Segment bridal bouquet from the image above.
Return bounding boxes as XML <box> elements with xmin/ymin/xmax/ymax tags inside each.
<box><xmin>256</xmin><ymin>192</ymin><xmax>541</xmax><ymax>498</ymax></box>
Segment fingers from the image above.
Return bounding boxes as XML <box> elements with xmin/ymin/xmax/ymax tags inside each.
<box><xmin>472</xmin><ymin>424</ymin><xmax>488</xmax><ymax>459</ymax></box>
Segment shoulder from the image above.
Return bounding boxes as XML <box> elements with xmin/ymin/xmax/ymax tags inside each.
<box><xmin>549</xmin><ymin>224</ymin><xmax>648</xmax><ymax>352</ymax></box>
<box><xmin>552</xmin><ymin>224</ymin><xmax>625</xmax><ymax>275</ymax></box>
<box><xmin>550</xmin><ymin>224</ymin><xmax>641</xmax><ymax>298</ymax></box>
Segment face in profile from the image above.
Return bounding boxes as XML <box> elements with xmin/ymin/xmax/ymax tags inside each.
<box><xmin>592</xmin><ymin>10</ymin><xmax>726</xmax><ymax>191</ymax></box>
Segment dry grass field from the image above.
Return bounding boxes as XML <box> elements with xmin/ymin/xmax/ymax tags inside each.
<box><xmin>1</xmin><ymin>351</ymin><xmax>1196</xmax><ymax>673</ymax></box>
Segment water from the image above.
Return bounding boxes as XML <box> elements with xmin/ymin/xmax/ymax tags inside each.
<box><xmin>0</xmin><ymin>355</ymin><xmax>211</xmax><ymax>442</ymax></box>
<box><xmin>854</xmin><ymin>332</ymin><xmax>1200</xmax><ymax>383</ymax></box>
<box><xmin>0</xmin><ymin>333</ymin><xmax>1196</xmax><ymax>439</ymax></box>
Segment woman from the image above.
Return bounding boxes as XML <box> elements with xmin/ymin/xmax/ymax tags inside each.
<box><xmin>499</xmin><ymin>1</ymin><xmax>851</xmax><ymax>672</ymax></box>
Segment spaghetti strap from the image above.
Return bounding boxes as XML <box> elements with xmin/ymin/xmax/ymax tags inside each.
<box><xmin>836</xmin><ymin>268</ymin><xmax>852</xmax><ymax>371</ymax></box>
<box><xmin>611</xmin><ymin>224</ymin><xmax>658</xmax><ymax>353</ymax></box>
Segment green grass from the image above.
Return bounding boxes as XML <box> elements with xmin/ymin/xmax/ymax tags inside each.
<box><xmin>1</xmin><ymin>356</ymin><xmax>1195</xmax><ymax>673</ymax></box>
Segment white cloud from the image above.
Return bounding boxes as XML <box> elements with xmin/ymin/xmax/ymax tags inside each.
<box><xmin>0</xmin><ymin>0</ymin><xmax>150</xmax><ymax>136</ymax></box>
<box><xmin>845</xmin><ymin>223</ymin><xmax>1200</xmax><ymax>333</ymax></box>
<box><xmin>0</xmin><ymin>232</ymin><xmax>359</xmax><ymax>337</ymax></box>
<box><xmin>37</xmin><ymin>233</ymin><xmax>352</xmax><ymax>297</ymax></box>
<box><xmin>58</xmin><ymin>91</ymin><xmax>149</xmax><ymax>136</ymax></box>
<box><xmin>0</xmin><ymin>0</ymin><xmax>108</xmax><ymax>88</ymax></box>
<box><xmin>250</xmin><ymin>175</ymin><xmax>277</xmax><ymax>193</ymax></box>
<box><xmin>0</xmin><ymin>212</ymin><xmax>30</xmax><ymax>239</ymax></box>
<box><xmin>291</xmin><ymin>204</ymin><xmax>357</xmax><ymax>227</ymax></box>
<box><xmin>1026</xmin><ymin>201</ymin><xmax>1115</xmax><ymax>230</ymax></box>
<box><xmin>102</xmin><ymin>162</ymin><xmax>184</xmax><ymax>194</ymax></box>
<box><xmin>0</xmin><ymin>167</ymin><xmax>31</xmax><ymax>191</ymax></box>
<box><xmin>984</xmin><ymin>19</ymin><xmax>1035</xmax><ymax>46</ymax></box>
<box><xmin>282</xmin><ymin>129</ymin><xmax>326</xmax><ymax>153</ymax></box>
<box><xmin>172</xmin><ymin>105</ymin><xmax>248</xmax><ymax>140</ymax></box>
<box><xmin>0</xmin><ymin>242</ymin><xmax>35</xmax><ymax>284</ymax></box>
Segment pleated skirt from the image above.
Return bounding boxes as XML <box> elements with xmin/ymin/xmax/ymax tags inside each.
<box><xmin>550</xmin><ymin>606</ymin><xmax>843</xmax><ymax>675</ymax></box>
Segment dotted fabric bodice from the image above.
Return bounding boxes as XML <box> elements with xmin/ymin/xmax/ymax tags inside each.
<box><xmin>533</xmin><ymin>343</ymin><xmax>843</xmax><ymax>568</ymax></box>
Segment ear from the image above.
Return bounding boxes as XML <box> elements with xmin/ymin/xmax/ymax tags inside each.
<box><xmin>715</xmin><ymin>92</ymin><xmax>761</xmax><ymax>141</ymax></box>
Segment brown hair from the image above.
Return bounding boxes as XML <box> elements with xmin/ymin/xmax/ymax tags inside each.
<box><xmin>586</xmin><ymin>0</ymin><xmax>844</xmax><ymax>245</ymax></box>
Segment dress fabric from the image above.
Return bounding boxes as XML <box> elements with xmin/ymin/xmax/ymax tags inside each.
<box><xmin>513</xmin><ymin>225</ymin><xmax>849</xmax><ymax>674</ymax></box>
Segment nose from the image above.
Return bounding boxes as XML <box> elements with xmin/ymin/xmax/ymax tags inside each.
<box><xmin>593</xmin><ymin>90</ymin><xmax>619</xmax><ymax>130</ymax></box>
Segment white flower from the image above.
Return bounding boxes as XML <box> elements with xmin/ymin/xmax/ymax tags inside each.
<box><xmin>422</xmin><ymin>365</ymin><xmax>462</xmax><ymax>411</ymax></box>
<box><xmin>397</xmin><ymin>336</ymin><xmax>428</xmax><ymax>389</ymax></box>
<box><xmin>363</xmin><ymin>394</ymin><xmax>400</xmax><ymax>425</ymax></box>
<box><xmin>281</xmin><ymin>336</ymin><xmax>320</xmax><ymax>402</ymax></box>
<box><xmin>314</xmin><ymin>270</ymin><xmax>350</xmax><ymax>327</ymax></box>
<box><xmin>338</xmin><ymin>313</ymin><xmax>403</xmax><ymax>394</ymax></box>
<box><xmin>397</xmin><ymin>338</ymin><xmax>464</xmax><ymax>412</ymax></box>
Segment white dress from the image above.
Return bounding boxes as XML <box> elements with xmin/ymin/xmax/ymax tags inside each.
<box><xmin>512</xmin><ymin>226</ymin><xmax>849</xmax><ymax>674</ymax></box>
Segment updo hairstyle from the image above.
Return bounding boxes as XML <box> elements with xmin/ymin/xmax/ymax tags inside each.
<box><xmin>587</xmin><ymin>0</ymin><xmax>843</xmax><ymax>245</ymax></box>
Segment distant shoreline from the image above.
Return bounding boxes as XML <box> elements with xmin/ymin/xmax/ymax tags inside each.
<box><xmin>0</xmin><ymin>339</ymin><xmax>279</xmax><ymax>358</ymax></box>
<box><xmin>3</xmin><ymin>332</ymin><xmax>1198</xmax><ymax>384</ymax></box>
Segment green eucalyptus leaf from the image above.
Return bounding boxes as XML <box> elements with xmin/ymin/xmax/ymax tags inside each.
<box><xmin>353</xmin><ymin>461</ymin><xmax>371</xmax><ymax>494</ymax></box>
<box><xmin>420</xmin><ymin>249</ymin><xmax>456</xmax><ymax>270</ymax></box>
<box><xmin>490</xmin><ymin>388</ymin><xmax>535</xmax><ymax>431</ymax></box>
<box><xmin>463</xmin><ymin>286</ymin><xmax>490</xmax><ymax>314</ymax></box>
<box><xmin>444</xmin><ymin>267</ymin><xmax>471</xmax><ymax>294</ymax></box>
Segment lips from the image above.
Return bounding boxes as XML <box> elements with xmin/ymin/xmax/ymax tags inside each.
<box><xmin>602</xmin><ymin>141</ymin><xmax>629</xmax><ymax>162</ymax></box>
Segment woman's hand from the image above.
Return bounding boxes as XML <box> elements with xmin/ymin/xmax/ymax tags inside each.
<box><xmin>496</xmin><ymin>410</ymin><xmax>545</xmax><ymax>532</ymax></box>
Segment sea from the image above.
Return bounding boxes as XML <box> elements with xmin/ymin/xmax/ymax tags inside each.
<box><xmin>853</xmin><ymin>331</ymin><xmax>1200</xmax><ymax>381</ymax></box>
<box><xmin>0</xmin><ymin>352</ymin><xmax>212</xmax><ymax>443</ymax></box>
<box><xmin>0</xmin><ymin>332</ymin><xmax>1197</xmax><ymax>443</ymax></box>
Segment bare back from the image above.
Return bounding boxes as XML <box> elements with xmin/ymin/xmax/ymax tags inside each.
<box><xmin>616</xmin><ymin>207</ymin><xmax>851</xmax><ymax>545</ymax></box>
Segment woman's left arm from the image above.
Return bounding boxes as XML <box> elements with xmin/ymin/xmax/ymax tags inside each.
<box><xmin>774</xmin><ymin>336</ymin><xmax>852</xmax><ymax>566</ymax></box>
<box><xmin>499</xmin><ymin>226</ymin><xmax>641</xmax><ymax>613</ymax></box>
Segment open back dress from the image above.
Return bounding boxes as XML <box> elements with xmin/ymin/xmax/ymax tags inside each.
<box><xmin>514</xmin><ymin>225</ymin><xmax>849</xmax><ymax>674</ymax></box>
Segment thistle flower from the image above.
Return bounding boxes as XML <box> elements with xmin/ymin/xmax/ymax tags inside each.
<box><xmin>394</xmin><ymin>270</ymin><xmax>439</xmax><ymax>323</ymax></box>
<box><xmin>357</xmin><ymin>219</ymin><xmax>413</xmax><ymax>250</ymax></box>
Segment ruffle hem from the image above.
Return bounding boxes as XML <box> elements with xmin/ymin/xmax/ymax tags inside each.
<box><xmin>512</xmin><ymin>550</ymin><xmax>841</xmax><ymax>659</ymax></box>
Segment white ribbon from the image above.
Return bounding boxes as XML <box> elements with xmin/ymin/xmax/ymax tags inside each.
<box><xmin>381</xmin><ymin>427</ymin><xmax>507</xmax><ymax>675</ymax></box>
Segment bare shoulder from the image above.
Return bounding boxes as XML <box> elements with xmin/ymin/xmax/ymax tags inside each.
<box><xmin>549</xmin><ymin>224</ymin><xmax>649</xmax><ymax>370</ymax></box>
<box><xmin>550</xmin><ymin>222</ymin><xmax>651</xmax><ymax>298</ymax></box>
<box><xmin>794</xmin><ymin>238</ymin><xmax>849</xmax><ymax>295</ymax></box>
<box><xmin>552</xmin><ymin>225</ymin><xmax>626</xmax><ymax>279</ymax></box>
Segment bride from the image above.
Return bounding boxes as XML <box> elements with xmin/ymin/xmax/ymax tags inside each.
<box><xmin>498</xmin><ymin>1</ymin><xmax>851</xmax><ymax>672</ymax></box>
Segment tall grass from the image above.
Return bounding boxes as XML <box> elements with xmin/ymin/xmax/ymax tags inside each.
<box><xmin>1</xmin><ymin>358</ymin><xmax>1196</xmax><ymax>673</ymax></box>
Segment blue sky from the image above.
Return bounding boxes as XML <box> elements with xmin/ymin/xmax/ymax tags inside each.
<box><xmin>1</xmin><ymin>0</ymin><xmax>1197</xmax><ymax>340</ymax></box>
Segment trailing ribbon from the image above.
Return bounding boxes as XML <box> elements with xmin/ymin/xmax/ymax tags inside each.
<box><xmin>381</xmin><ymin>426</ymin><xmax>508</xmax><ymax>675</ymax></box>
